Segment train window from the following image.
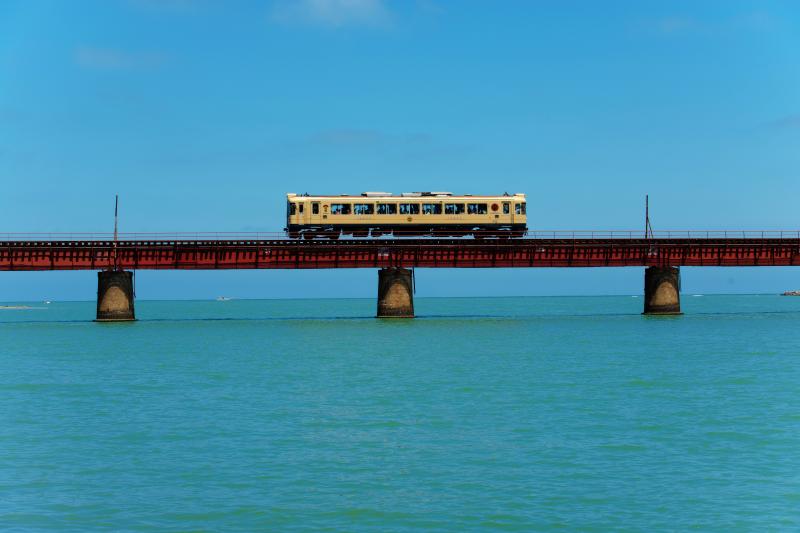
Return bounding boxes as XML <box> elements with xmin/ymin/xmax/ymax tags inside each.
<box><xmin>377</xmin><ymin>203</ymin><xmax>397</xmax><ymax>215</ymax></box>
<box><xmin>515</xmin><ymin>203</ymin><xmax>526</xmax><ymax>215</ymax></box>
<box><xmin>312</xmin><ymin>203</ymin><xmax>319</xmax><ymax>215</ymax></box>
<box><xmin>445</xmin><ymin>203</ymin><xmax>465</xmax><ymax>215</ymax></box>
<box><xmin>399</xmin><ymin>204</ymin><xmax>420</xmax><ymax>215</ymax></box>
<box><xmin>330</xmin><ymin>203</ymin><xmax>351</xmax><ymax>215</ymax></box>
<box><xmin>299</xmin><ymin>204</ymin><xmax>304</xmax><ymax>213</ymax></box>
<box><xmin>290</xmin><ymin>203</ymin><xmax>297</xmax><ymax>215</ymax></box>
<box><xmin>503</xmin><ymin>202</ymin><xmax>510</xmax><ymax>214</ymax></box>
<box><xmin>422</xmin><ymin>203</ymin><xmax>442</xmax><ymax>215</ymax></box>
<box><xmin>467</xmin><ymin>203</ymin><xmax>488</xmax><ymax>215</ymax></box>
<box><xmin>353</xmin><ymin>203</ymin><xmax>374</xmax><ymax>215</ymax></box>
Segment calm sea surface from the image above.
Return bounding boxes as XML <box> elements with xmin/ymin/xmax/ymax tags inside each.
<box><xmin>1</xmin><ymin>295</ymin><xmax>799</xmax><ymax>531</ymax></box>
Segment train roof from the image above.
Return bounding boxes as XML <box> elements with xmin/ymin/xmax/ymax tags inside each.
<box><xmin>286</xmin><ymin>192</ymin><xmax>526</xmax><ymax>199</ymax></box>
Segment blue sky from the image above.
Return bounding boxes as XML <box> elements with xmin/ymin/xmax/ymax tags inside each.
<box><xmin>1</xmin><ymin>0</ymin><xmax>799</xmax><ymax>300</ymax></box>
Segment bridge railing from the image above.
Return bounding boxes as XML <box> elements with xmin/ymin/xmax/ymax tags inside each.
<box><xmin>2</xmin><ymin>230</ymin><xmax>800</xmax><ymax>241</ymax></box>
<box><xmin>0</xmin><ymin>232</ymin><xmax>290</xmax><ymax>242</ymax></box>
<box><xmin>524</xmin><ymin>230</ymin><xmax>800</xmax><ymax>240</ymax></box>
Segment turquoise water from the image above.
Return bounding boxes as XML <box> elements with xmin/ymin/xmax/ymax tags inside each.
<box><xmin>2</xmin><ymin>295</ymin><xmax>800</xmax><ymax>531</ymax></box>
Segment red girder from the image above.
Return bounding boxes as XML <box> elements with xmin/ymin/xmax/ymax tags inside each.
<box><xmin>1</xmin><ymin>238</ymin><xmax>799</xmax><ymax>270</ymax></box>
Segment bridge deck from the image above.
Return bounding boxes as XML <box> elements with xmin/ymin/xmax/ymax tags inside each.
<box><xmin>2</xmin><ymin>238</ymin><xmax>800</xmax><ymax>270</ymax></box>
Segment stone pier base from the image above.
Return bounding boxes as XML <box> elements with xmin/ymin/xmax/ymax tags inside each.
<box><xmin>643</xmin><ymin>266</ymin><xmax>681</xmax><ymax>315</ymax></box>
<box><xmin>377</xmin><ymin>268</ymin><xmax>414</xmax><ymax>318</ymax></box>
<box><xmin>96</xmin><ymin>270</ymin><xmax>135</xmax><ymax>321</ymax></box>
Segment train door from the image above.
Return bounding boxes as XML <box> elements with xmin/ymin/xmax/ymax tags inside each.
<box><xmin>504</xmin><ymin>201</ymin><xmax>512</xmax><ymax>224</ymax></box>
<box><xmin>308</xmin><ymin>201</ymin><xmax>322</xmax><ymax>226</ymax></box>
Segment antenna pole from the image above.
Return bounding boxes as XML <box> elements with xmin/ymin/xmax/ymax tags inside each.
<box><xmin>113</xmin><ymin>195</ymin><xmax>119</xmax><ymax>270</ymax></box>
<box><xmin>114</xmin><ymin>195</ymin><xmax>119</xmax><ymax>243</ymax></box>
<box><xmin>644</xmin><ymin>194</ymin><xmax>653</xmax><ymax>239</ymax></box>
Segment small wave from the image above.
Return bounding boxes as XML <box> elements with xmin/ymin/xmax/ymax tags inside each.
<box><xmin>600</xmin><ymin>443</ymin><xmax>646</xmax><ymax>452</ymax></box>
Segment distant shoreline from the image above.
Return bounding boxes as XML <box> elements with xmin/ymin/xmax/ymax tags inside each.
<box><xmin>0</xmin><ymin>293</ymin><xmax>796</xmax><ymax>306</ymax></box>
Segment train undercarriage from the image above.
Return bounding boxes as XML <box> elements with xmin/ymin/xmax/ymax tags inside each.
<box><xmin>287</xmin><ymin>225</ymin><xmax>527</xmax><ymax>240</ymax></box>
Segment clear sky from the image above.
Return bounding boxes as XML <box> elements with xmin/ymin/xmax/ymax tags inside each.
<box><xmin>1</xmin><ymin>0</ymin><xmax>799</xmax><ymax>301</ymax></box>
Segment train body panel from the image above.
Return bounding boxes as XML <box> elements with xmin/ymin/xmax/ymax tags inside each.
<box><xmin>285</xmin><ymin>192</ymin><xmax>527</xmax><ymax>239</ymax></box>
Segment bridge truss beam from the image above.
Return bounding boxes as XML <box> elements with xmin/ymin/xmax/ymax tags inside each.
<box><xmin>1</xmin><ymin>238</ymin><xmax>800</xmax><ymax>271</ymax></box>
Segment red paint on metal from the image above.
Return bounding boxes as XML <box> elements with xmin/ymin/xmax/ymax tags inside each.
<box><xmin>1</xmin><ymin>238</ymin><xmax>799</xmax><ymax>271</ymax></box>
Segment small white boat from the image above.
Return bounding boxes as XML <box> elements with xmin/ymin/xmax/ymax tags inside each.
<box><xmin>216</xmin><ymin>296</ymin><xmax>233</xmax><ymax>301</ymax></box>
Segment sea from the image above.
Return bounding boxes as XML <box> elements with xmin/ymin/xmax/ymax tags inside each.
<box><xmin>1</xmin><ymin>295</ymin><xmax>799</xmax><ymax>531</ymax></box>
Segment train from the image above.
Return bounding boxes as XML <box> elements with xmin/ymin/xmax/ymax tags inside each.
<box><xmin>285</xmin><ymin>192</ymin><xmax>527</xmax><ymax>239</ymax></box>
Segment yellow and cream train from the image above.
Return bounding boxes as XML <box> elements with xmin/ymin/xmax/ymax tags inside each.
<box><xmin>285</xmin><ymin>192</ymin><xmax>527</xmax><ymax>239</ymax></box>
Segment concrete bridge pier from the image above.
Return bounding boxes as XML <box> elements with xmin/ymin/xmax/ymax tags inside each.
<box><xmin>643</xmin><ymin>266</ymin><xmax>681</xmax><ymax>315</ymax></box>
<box><xmin>377</xmin><ymin>268</ymin><xmax>414</xmax><ymax>318</ymax></box>
<box><xmin>96</xmin><ymin>270</ymin><xmax>135</xmax><ymax>321</ymax></box>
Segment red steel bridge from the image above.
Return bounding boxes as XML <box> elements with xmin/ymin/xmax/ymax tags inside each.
<box><xmin>2</xmin><ymin>231</ymin><xmax>800</xmax><ymax>270</ymax></box>
<box><xmin>3</xmin><ymin>231</ymin><xmax>799</xmax><ymax>319</ymax></box>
